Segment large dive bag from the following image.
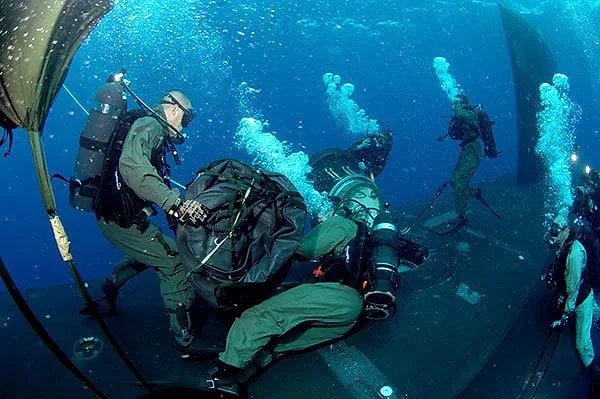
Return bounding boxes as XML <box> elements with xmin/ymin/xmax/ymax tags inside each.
<box><xmin>176</xmin><ymin>159</ymin><xmax>307</xmax><ymax>310</ymax></box>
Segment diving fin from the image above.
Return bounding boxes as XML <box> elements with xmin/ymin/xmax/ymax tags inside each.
<box><xmin>124</xmin><ymin>376</ymin><xmax>243</xmax><ymax>398</ymax></box>
<box><xmin>430</xmin><ymin>215</ymin><xmax>468</xmax><ymax>235</ymax></box>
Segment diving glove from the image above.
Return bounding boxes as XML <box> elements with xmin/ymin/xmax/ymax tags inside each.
<box><xmin>168</xmin><ymin>199</ymin><xmax>209</xmax><ymax>227</ymax></box>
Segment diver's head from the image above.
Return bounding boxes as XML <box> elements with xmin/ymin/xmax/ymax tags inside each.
<box><xmin>160</xmin><ymin>90</ymin><xmax>195</xmax><ymax>144</ymax></box>
<box><xmin>330</xmin><ymin>175</ymin><xmax>385</xmax><ymax>227</ymax></box>
<box><xmin>452</xmin><ymin>93</ymin><xmax>469</xmax><ymax>110</ymax></box>
<box><xmin>582</xmin><ymin>167</ymin><xmax>600</xmax><ymax>189</ymax></box>
<box><xmin>545</xmin><ymin>214</ymin><xmax>571</xmax><ymax>253</ymax></box>
<box><xmin>347</xmin><ymin>128</ymin><xmax>393</xmax><ymax>177</ymax></box>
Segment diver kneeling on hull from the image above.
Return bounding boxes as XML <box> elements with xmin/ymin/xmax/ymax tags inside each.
<box><xmin>301</xmin><ymin>128</ymin><xmax>428</xmax><ymax>319</ymax></box>
<box><xmin>172</xmin><ymin>128</ymin><xmax>428</xmax><ymax>396</ymax></box>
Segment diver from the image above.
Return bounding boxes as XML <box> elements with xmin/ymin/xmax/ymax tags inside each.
<box><xmin>308</xmin><ymin>126</ymin><xmax>393</xmax><ymax>225</ymax></box>
<box><xmin>308</xmin><ymin>126</ymin><xmax>392</xmax><ymax>190</ymax></box>
<box><xmin>196</xmin><ymin>215</ymin><xmax>365</xmax><ymax>397</ymax></box>
<box><xmin>573</xmin><ymin>166</ymin><xmax>600</xmax><ymax>237</ymax></box>
<box><xmin>193</xmin><ymin>209</ymin><xmax>411</xmax><ymax>397</ymax></box>
<box><xmin>438</xmin><ymin>93</ymin><xmax>497</xmax><ymax>229</ymax></box>
<box><xmin>81</xmin><ymin>89</ymin><xmax>208</xmax><ymax>348</ymax></box>
<box><xmin>544</xmin><ymin>214</ymin><xmax>600</xmax><ymax>391</ymax></box>
<box><xmin>178</xmin><ymin>128</ymin><xmax>427</xmax><ymax>397</ymax></box>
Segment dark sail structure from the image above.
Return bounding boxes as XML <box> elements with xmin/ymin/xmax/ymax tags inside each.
<box><xmin>499</xmin><ymin>3</ymin><xmax>557</xmax><ymax>185</ymax></box>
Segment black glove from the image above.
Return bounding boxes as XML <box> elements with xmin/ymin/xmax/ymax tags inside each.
<box><xmin>168</xmin><ymin>199</ymin><xmax>209</xmax><ymax>227</ymax></box>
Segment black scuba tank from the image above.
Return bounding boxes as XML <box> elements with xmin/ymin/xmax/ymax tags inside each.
<box><xmin>69</xmin><ymin>81</ymin><xmax>127</xmax><ymax>211</ymax></box>
<box><xmin>363</xmin><ymin>210</ymin><xmax>401</xmax><ymax>320</ymax></box>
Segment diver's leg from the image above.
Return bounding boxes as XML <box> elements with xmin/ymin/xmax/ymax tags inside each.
<box><xmin>219</xmin><ymin>283</ymin><xmax>362</xmax><ymax>372</ymax></box>
<box><xmin>450</xmin><ymin>141</ymin><xmax>482</xmax><ymax>218</ymax></box>
<box><xmin>108</xmin><ymin>255</ymin><xmax>149</xmax><ymax>287</ymax></box>
<box><xmin>97</xmin><ymin>217</ymin><xmax>194</xmax><ymax>345</ymax></box>
<box><xmin>271</xmin><ymin>283</ymin><xmax>363</xmax><ymax>354</ymax></box>
<box><xmin>575</xmin><ymin>293</ymin><xmax>595</xmax><ymax>367</ymax></box>
<box><xmin>296</xmin><ymin>216</ymin><xmax>358</xmax><ymax>260</ymax></box>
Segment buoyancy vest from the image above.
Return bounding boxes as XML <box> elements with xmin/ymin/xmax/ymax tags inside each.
<box><xmin>448</xmin><ymin>106</ymin><xmax>480</xmax><ymax>142</ymax></box>
<box><xmin>297</xmin><ymin>222</ymin><xmax>370</xmax><ymax>288</ymax></box>
<box><xmin>448</xmin><ymin>104</ymin><xmax>497</xmax><ymax>158</ymax></box>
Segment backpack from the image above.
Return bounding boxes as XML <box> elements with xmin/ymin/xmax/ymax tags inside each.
<box><xmin>92</xmin><ymin>109</ymin><xmax>159</xmax><ymax>228</ymax></box>
<box><xmin>476</xmin><ymin>106</ymin><xmax>498</xmax><ymax>159</ymax></box>
<box><xmin>176</xmin><ymin>159</ymin><xmax>307</xmax><ymax>310</ymax></box>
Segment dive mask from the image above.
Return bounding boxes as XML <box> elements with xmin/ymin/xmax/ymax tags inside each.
<box><xmin>543</xmin><ymin>223</ymin><xmax>567</xmax><ymax>251</ymax></box>
<box><xmin>161</xmin><ymin>94</ymin><xmax>196</xmax><ymax>128</ymax></box>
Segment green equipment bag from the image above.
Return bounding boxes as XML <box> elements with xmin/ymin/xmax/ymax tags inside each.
<box><xmin>176</xmin><ymin>159</ymin><xmax>307</xmax><ymax>310</ymax></box>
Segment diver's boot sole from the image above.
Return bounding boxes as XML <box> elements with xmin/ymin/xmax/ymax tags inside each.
<box><xmin>78</xmin><ymin>297</ymin><xmax>116</xmax><ymax>315</ymax></box>
<box><xmin>175</xmin><ymin>342</ymin><xmax>225</xmax><ymax>361</ymax></box>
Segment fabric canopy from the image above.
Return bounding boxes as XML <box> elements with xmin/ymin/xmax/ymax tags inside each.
<box><xmin>0</xmin><ymin>0</ymin><xmax>112</xmax><ymax>214</ymax></box>
<box><xmin>0</xmin><ymin>0</ymin><xmax>112</xmax><ymax>133</ymax></box>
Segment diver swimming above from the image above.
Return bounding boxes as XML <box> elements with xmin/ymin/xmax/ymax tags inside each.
<box><xmin>426</xmin><ymin>93</ymin><xmax>500</xmax><ymax>235</ymax></box>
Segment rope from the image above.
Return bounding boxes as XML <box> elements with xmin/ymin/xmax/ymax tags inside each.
<box><xmin>0</xmin><ymin>256</ymin><xmax>109</xmax><ymax>398</ymax></box>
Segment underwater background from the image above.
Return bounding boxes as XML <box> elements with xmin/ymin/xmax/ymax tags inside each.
<box><xmin>1</xmin><ymin>0</ymin><xmax>600</xmax><ymax>289</ymax></box>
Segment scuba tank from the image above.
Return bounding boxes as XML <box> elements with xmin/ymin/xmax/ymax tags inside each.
<box><xmin>363</xmin><ymin>209</ymin><xmax>402</xmax><ymax>320</ymax></box>
<box><xmin>69</xmin><ymin>76</ymin><xmax>127</xmax><ymax>211</ymax></box>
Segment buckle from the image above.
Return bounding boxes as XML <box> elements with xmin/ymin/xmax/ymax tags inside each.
<box><xmin>206</xmin><ymin>378</ymin><xmax>216</xmax><ymax>389</ymax></box>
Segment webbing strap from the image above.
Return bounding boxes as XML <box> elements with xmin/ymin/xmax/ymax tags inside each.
<box><xmin>79</xmin><ymin>135</ymin><xmax>108</xmax><ymax>152</ymax></box>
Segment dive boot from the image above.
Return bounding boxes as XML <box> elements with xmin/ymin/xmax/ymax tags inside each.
<box><xmin>175</xmin><ymin>341</ymin><xmax>225</xmax><ymax>361</ymax></box>
<box><xmin>168</xmin><ymin>304</ymin><xmax>193</xmax><ymax>347</ymax></box>
<box><xmin>101</xmin><ymin>278</ymin><xmax>119</xmax><ymax>310</ymax></box>
<box><xmin>202</xmin><ymin>360</ymin><xmax>241</xmax><ymax>397</ymax></box>
<box><xmin>79</xmin><ymin>277</ymin><xmax>119</xmax><ymax>315</ymax></box>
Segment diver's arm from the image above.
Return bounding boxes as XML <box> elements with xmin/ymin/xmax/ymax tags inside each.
<box><xmin>119</xmin><ymin>117</ymin><xmax>181</xmax><ymax>211</ymax></box>
<box><xmin>564</xmin><ymin>240</ymin><xmax>586</xmax><ymax>313</ymax></box>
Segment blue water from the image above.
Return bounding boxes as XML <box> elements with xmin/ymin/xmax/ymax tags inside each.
<box><xmin>1</xmin><ymin>0</ymin><xmax>600</xmax><ymax>289</ymax></box>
